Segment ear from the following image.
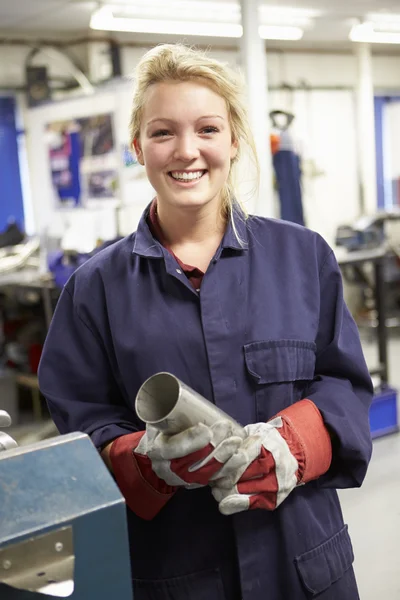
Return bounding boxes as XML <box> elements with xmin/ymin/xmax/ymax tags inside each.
<box><xmin>230</xmin><ymin>138</ymin><xmax>239</xmax><ymax>161</ymax></box>
<box><xmin>133</xmin><ymin>138</ymin><xmax>144</xmax><ymax>165</ymax></box>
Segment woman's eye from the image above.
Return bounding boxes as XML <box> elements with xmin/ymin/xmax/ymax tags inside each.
<box><xmin>152</xmin><ymin>130</ymin><xmax>171</xmax><ymax>137</ymax></box>
<box><xmin>201</xmin><ymin>126</ymin><xmax>219</xmax><ymax>134</ymax></box>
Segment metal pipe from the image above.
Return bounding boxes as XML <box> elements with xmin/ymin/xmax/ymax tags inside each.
<box><xmin>135</xmin><ymin>373</ymin><xmax>245</xmax><ymax>437</ymax></box>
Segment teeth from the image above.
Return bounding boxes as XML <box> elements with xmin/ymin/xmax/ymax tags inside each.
<box><xmin>170</xmin><ymin>171</ymin><xmax>204</xmax><ymax>181</ymax></box>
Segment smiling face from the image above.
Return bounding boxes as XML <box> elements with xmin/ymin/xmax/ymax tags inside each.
<box><xmin>133</xmin><ymin>80</ymin><xmax>238</xmax><ymax>215</ymax></box>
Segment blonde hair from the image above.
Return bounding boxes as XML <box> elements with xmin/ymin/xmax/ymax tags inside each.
<box><xmin>129</xmin><ymin>44</ymin><xmax>259</xmax><ymax>224</ymax></box>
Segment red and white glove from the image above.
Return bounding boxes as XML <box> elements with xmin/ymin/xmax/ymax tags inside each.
<box><xmin>110</xmin><ymin>420</ymin><xmax>243</xmax><ymax>520</ymax></box>
<box><xmin>210</xmin><ymin>400</ymin><xmax>332</xmax><ymax>515</ymax></box>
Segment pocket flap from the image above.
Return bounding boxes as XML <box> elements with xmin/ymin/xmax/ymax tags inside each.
<box><xmin>244</xmin><ymin>340</ymin><xmax>316</xmax><ymax>384</ymax></box>
<box><xmin>295</xmin><ymin>525</ymin><xmax>354</xmax><ymax>596</ymax></box>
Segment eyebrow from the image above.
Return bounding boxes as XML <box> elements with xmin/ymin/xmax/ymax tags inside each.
<box><xmin>146</xmin><ymin>115</ymin><xmax>225</xmax><ymax>126</ymax></box>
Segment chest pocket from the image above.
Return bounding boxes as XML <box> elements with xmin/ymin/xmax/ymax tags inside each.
<box><xmin>244</xmin><ymin>340</ymin><xmax>316</xmax><ymax>422</ymax></box>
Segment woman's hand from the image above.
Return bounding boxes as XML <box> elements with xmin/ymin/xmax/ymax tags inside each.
<box><xmin>210</xmin><ymin>400</ymin><xmax>332</xmax><ymax>515</ymax></box>
<box><xmin>108</xmin><ymin>420</ymin><xmax>243</xmax><ymax>519</ymax></box>
<box><xmin>142</xmin><ymin>420</ymin><xmax>244</xmax><ymax>487</ymax></box>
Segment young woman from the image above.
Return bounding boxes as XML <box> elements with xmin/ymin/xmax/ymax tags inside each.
<box><xmin>38</xmin><ymin>44</ymin><xmax>373</xmax><ymax>600</ymax></box>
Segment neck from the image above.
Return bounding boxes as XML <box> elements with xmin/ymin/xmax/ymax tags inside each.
<box><xmin>156</xmin><ymin>200</ymin><xmax>227</xmax><ymax>247</ymax></box>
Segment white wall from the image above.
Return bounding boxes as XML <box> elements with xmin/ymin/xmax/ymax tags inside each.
<box><xmin>121</xmin><ymin>47</ymin><xmax>400</xmax><ymax>90</ymax></box>
<box><xmin>267</xmin><ymin>53</ymin><xmax>400</xmax><ymax>90</ymax></box>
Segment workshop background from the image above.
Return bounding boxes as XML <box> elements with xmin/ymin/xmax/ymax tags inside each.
<box><xmin>0</xmin><ymin>1</ymin><xmax>399</xmax><ymax>598</ymax></box>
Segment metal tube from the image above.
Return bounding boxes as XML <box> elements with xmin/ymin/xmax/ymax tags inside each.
<box><xmin>135</xmin><ymin>373</ymin><xmax>245</xmax><ymax>437</ymax></box>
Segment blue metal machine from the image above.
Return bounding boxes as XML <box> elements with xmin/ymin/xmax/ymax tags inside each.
<box><xmin>0</xmin><ymin>419</ymin><xmax>133</xmax><ymax>599</ymax></box>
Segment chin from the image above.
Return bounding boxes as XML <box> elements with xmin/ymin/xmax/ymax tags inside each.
<box><xmin>169</xmin><ymin>189</ymin><xmax>220</xmax><ymax>207</ymax></box>
<box><xmin>174</xmin><ymin>197</ymin><xmax>217</xmax><ymax>211</ymax></box>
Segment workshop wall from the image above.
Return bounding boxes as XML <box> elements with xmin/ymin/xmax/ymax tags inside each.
<box><xmin>18</xmin><ymin>43</ymin><xmax>400</xmax><ymax>247</ymax></box>
<box><xmin>121</xmin><ymin>46</ymin><xmax>400</xmax><ymax>90</ymax></box>
<box><xmin>267</xmin><ymin>52</ymin><xmax>400</xmax><ymax>90</ymax></box>
<box><xmin>2</xmin><ymin>43</ymin><xmax>400</xmax><ymax>92</ymax></box>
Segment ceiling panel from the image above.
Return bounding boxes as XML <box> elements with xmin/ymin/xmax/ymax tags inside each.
<box><xmin>0</xmin><ymin>0</ymin><xmax>93</xmax><ymax>31</ymax></box>
<box><xmin>0</xmin><ymin>0</ymin><xmax>399</xmax><ymax>41</ymax></box>
<box><xmin>261</xmin><ymin>0</ymin><xmax>400</xmax><ymax>12</ymax></box>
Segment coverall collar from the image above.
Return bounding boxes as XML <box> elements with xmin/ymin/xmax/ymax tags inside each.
<box><xmin>132</xmin><ymin>201</ymin><xmax>249</xmax><ymax>258</ymax></box>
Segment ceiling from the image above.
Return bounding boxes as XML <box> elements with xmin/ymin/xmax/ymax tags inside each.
<box><xmin>1</xmin><ymin>0</ymin><xmax>400</xmax><ymax>50</ymax></box>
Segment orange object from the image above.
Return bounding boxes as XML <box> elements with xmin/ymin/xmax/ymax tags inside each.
<box><xmin>270</xmin><ymin>134</ymin><xmax>281</xmax><ymax>155</ymax></box>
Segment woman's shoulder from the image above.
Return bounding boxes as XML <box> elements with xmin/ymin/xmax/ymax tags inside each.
<box><xmin>246</xmin><ymin>215</ymin><xmax>333</xmax><ymax>268</ymax></box>
<box><xmin>65</xmin><ymin>233</ymin><xmax>137</xmax><ymax>296</ymax></box>
<box><xmin>247</xmin><ymin>214</ymin><xmax>317</xmax><ymax>238</ymax></box>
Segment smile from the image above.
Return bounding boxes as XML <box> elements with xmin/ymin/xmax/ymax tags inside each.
<box><xmin>168</xmin><ymin>170</ymin><xmax>207</xmax><ymax>182</ymax></box>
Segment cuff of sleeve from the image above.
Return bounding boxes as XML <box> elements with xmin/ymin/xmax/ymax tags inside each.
<box><xmin>110</xmin><ymin>432</ymin><xmax>176</xmax><ymax>520</ymax></box>
<box><xmin>278</xmin><ymin>399</ymin><xmax>332</xmax><ymax>483</ymax></box>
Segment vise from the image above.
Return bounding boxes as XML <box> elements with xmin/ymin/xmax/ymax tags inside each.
<box><xmin>0</xmin><ymin>421</ymin><xmax>133</xmax><ymax>599</ymax></box>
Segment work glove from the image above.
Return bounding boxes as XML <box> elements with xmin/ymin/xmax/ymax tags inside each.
<box><xmin>210</xmin><ymin>400</ymin><xmax>332</xmax><ymax>515</ymax></box>
<box><xmin>110</xmin><ymin>420</ymin><xmax>244</xmax><ymax>520</ymax></box>
<box><xmin>0</xmin><ymin>410</ymin><xmax>18</xmax><ymax>452</ymax></box>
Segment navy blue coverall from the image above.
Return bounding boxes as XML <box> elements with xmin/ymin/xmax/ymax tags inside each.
<box><xmin>38</xmin><ymin>205</ymin><xmax>373</xmax><ymax>600</ymax></box>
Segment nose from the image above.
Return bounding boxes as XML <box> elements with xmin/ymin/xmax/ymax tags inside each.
<box><xmin>173</xmin><ymin>133</ymin><xmax>200</xmax><ymax>162</ymax></box>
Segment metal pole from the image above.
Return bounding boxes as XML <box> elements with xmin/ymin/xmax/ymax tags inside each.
<box><xmin>374</xmin><ymin>257</ymin><xmax>388</xmax><ymax>385</ymax></box>
<box><xmin>239</xmin><ymin>0</ymin><xmax>274</xmax><ymax>217</ymax></box>
<box><xmin>355</xmin><ymin>43</ymin><xmax>378</xmax><ymax>216</ymax></box>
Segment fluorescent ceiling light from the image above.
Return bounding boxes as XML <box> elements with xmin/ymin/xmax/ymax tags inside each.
<box><xmin>94</xmin><ymin>0</ymin><xmax>239</xmax><ymax>14</ymax></box>
<box><xmin>90</xmin><ymin>7</ymin><xmax>242</xmax><ymax>37</ymax></box>
<box><xmin>259</xmin><ymin>25</ymin><xmax>304</xmax><ymax>41</ymax></box>
<box><xmin>350</xmin><ymin>22</ymin><xmax>400</xmax><ymax>44</ymax></box>
<box><xmin>109</xmin><ymin>1</ymin><xmax>240</xmax><ymax>23</ymax></box>
<box><xmin>90</xmin><ymin>4</ymin><xmax>305</xmax><ymax>40</ymax></box>
<box><xmin>91</xmin><ymin>2</ymin><xmax>241</xmax><ymax>24</ymax></box>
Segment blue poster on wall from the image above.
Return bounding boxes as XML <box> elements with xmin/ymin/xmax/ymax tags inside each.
<box><xmin>46</xmin><ymin>124</ymin><xmax>81</xmax><ymax>206</ymax></box>
<box><xmin>46</xmin><ymin>113</ymin><xmax>118</xmax><ymax>208</ymax></box>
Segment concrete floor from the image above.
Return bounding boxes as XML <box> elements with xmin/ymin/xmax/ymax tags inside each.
<box><xmin>338</xmin><ymin>336</ymin><xmax>400</xmax><ymax>600</ymax></box>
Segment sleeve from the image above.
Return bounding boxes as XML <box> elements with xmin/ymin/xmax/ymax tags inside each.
<box><xmin>304</xmin><ymin>249</ymin><xmax>374</xmax><ymax>489</ymax></box>
<box><xmin>38</xmin><ymin>284</ymin><xmax>140</xmax><ymax>450</ymax></box>
<box><xmin>39</xmin><ymin>283</ymin><xmax>177</xmax><ymax>520</ymax></box>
